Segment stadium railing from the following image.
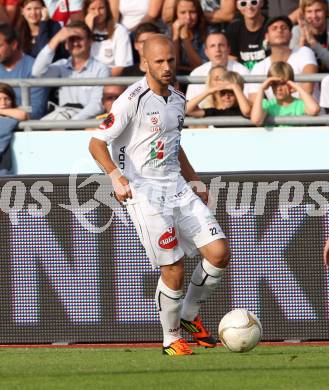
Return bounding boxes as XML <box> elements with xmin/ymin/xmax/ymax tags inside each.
<box><xmin>1</xmin><ymin>74</ymin><xmax>328</xmax><ymax>131</ymax></box>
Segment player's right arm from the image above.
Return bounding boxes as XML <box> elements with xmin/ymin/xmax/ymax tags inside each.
<box><xmin>88</xmin><ymin>86</ymin><xmax>137</xmax><ymax>202</ymax></box>
<box><xmin>89</xmin><ymin>138</ymin><xmax>132</xmax><ymax>202</ymax></box>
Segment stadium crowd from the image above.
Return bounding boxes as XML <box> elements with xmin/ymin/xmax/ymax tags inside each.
<box><xmin>1</xmin><ymin>0</ymin><xmax>329</xmax><ymax>170</ymax></box>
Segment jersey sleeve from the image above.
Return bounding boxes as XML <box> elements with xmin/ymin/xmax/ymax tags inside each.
<box><xmin>91</xmin><ymin>91</ymin><xmax>135</xmax><ymax>144</ymax></box>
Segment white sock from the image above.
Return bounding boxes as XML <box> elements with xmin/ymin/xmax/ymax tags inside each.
<box><xmin>155</xmin><ymin>277</ymin><xmax>183</xmax><ymax>347</ymax></box>
<box><xmin>181</xmin><ymin>258</ymin><xmax>225</xmax><ymax>321</ymax></box>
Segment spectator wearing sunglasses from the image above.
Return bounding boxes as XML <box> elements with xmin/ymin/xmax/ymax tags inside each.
<box><xmin>226</xmin><ymin>0</ymin><xmax>267</xmax><ymax>70</ymax></box>
<box><xmin>251</xmin><ymin>61</ymin><xmax>319</xmax><ymax>126</ymax></box>
<box><xmin>186</xmin><ymin>66</ymin><xmax>251</xmax><ymax>118</ymax></box>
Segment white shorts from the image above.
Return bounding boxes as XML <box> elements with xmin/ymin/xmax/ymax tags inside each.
<box><xmin>126</xmin><ymin>185</ymin><xmax>225</xmax><ymax>268</ymax></box>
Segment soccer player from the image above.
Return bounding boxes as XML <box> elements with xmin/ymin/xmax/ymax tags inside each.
<box><xmin>89</xmin><ymin>34</ymin><xmax>230</xmax><ymax>356</ymax></box>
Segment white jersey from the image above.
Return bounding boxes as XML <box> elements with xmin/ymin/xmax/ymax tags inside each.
<box><xmin>93</xmin><ymin>77</ymin><xmax>186</xmax><ymax>188</ymax></box>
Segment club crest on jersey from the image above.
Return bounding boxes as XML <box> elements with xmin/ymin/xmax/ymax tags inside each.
<box><xmin>158</xmin><ymin>227</ymin><xmax>178</xmax><ymax>249</ymax></box>
<box><xmin>100</xmin><ymin>113</ymin><xmax>115</xmax><ymax>130</ymax></box>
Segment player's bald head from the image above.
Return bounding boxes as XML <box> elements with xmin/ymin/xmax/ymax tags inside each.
<box><xmin>143</xmin><ymin>34</ymin><xmax>174</xmax><ymax>60</ymax></box>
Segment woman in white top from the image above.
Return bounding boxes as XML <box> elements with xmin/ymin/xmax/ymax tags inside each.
<box><xmin>83</xmin><ymin>0</ymin><xmax>133</xmax><ymax>76</ymax></box>
<box><xmin>109</xmin><ymin>0</ymin><xmax>164</xmax><ymax>31</ymax></box>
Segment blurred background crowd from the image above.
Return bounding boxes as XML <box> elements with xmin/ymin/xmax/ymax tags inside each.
<box><xmin>0</xmin><ymin>0</ymin><xmax>329</xmax><ymax>172</ymax></box>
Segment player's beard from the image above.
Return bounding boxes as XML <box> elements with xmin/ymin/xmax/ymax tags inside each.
<box><xmin>148</xmin><ymin>67</ymin><xmax>172</xmax><ymax>87</ymax></box>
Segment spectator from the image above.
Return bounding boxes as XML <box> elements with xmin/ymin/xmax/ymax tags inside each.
<box><xmin>16</xmin><ymin>0</ymin><xmax>67</xmax><ymax>60</ymax></box>
<box><xmin>0</xmin><ymin>83</ymin><xmax>27</xmax><ymax>175</ymax></box>
<box><xmin>0</xmin><ymin>0</ymin><xmax>19</xmax><ymax>25</ymax></box>
<box><xmin>83</xmin><ymin>0</ymin><xmax>132</xmax><ymax>76</ymax></box>
<box><xmin>290</xmin><ymin>0</ymin><xmax>329</xmax><ymax>72</ymax></box>
<box><xmin>32</xmin><ymin>21</ymin><xmax>109</xmax><ymax>121</ymax></box>
<box><xmin>320</xmin><ymin>74</ymin><xmax>329</xmax><ymax>113</ymax></box>
<box><xmin>164</xmin><ymin>0</ymin><xmax>207</xmax><ymax>74</ymax></box>
<box><xmin>186</xmin><ymin>67</ymin><xmax>251</xmax><ymax>117</ymax></box>
<box><xmin>97</xmin><ymin>84</ymin><xmax>126</xmax><ymax>119</ymax></box>
<box><xmin>0</xmin><ymin>82</ymin><xmax>28</xmax><ymax>120</ymax></box>
<box><xmin>43</xmin><ymin>0</ymin><xmax>83</xmax><ymax>25</ymax></box>
<box><xmin>226</xmin><ymin>0</ymin><xmax>267</xmax><ymax>70</ymax></box>
<box><xmin>248</xmin><ymin>16</ymin><xmax>318</xmax><ymax>102</ymax></box>
<box><xmin>109</xmin><ymin>0</ymin><xmax>164</xmax><ymax>31</ymax></box>
<box><xmin>121</xmin><ymin>22</ymin><xmax>160</xmax><ymax>77</ymax></box>
<box><xmin>267</xmin><ymin>0</ymin><xmax>300</xmax><ymax>24</ymax></box>
<box><xmin>251</xmin><ymin>61</ymin><xmax>319</xmax><ymax>126</ymax></box>
<box><xmin>0</xmin><ymin>22</ymin><xmax>47</xmax><ymax>119</ymax></box>
<box><xmin>186</xmin><ymin>32</ymin><xmax>249</xmax><ymax>103</ymax></box>
<box><xmin>200</xmin><ymin>0</ymin><xmax>236</xmax><ymax>28</ymax></box>
<box><xmin>86</xmin><ymin>84</ymin><xmax>125</xmax><ymax>130</ymax></box>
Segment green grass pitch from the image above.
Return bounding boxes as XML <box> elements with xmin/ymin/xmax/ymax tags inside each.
<box><xmin>0</xmin><ymin>345</ymin><xmax>329</xmax><ymax>390</ymax></box>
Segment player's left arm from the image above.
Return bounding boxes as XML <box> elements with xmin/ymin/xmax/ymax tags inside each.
<box><xmin>178</xmin><ymin>146</ymin><xmax>208</xmax><ymax>204</ymax></box>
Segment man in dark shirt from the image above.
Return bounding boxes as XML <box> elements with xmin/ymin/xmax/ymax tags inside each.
<box><xmin>226</xmin><ymin>0</ymin><xmax>267</xmax><ymax>70</ymax></box>
<box><xmin>122</xmin><ymin>22</ymin><xmax>160</xmax><ymax>77</ymax></box>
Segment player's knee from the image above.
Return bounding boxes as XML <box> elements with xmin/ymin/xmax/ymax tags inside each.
<box><xmin>209</xmin><ymin>240</ymin><xmax>230</xmax><ymax>269</ymax></box>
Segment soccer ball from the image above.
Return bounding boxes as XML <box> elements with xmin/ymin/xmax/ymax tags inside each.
<box><xmin>218</xmin><ymin>308</ymin><xmax>262</xmax><ymax>352</ymax></box>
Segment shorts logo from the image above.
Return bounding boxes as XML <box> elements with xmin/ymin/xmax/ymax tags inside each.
<box><xmin>158</xmin><ymin>227</ymin><xmax>178</xmax><ymax>249</ymax></box>
<box><xmin>100</xmin><ymin>113</ymin><xmax>115</xmax><ymax>130</ymax></box>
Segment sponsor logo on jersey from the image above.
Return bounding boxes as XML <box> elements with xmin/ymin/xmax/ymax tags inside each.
<box><xmin>128</xmin><ymin>86</ymin><xmax>142</xmax><ymax>100</ymax></box>
<box><xmin>158</xmin><ymin>227</ymin><xmax>178</xmax><ymax>249</ymax></box>
<box><xmin>100</xmin><ymin>113</ymin><xmax>115</xmax><ymax>130</ymax></box>
<box><xmin>151</xmin><ymin>126</ymin><xmax>161</xmax><ymax>132</ymax></box>
<box><xmin>150</xmin><ymin>140</ymin><xmax>164</xmax><ymax>160</ymax></box>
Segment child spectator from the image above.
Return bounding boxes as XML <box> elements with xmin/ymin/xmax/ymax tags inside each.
<box><xmin>251</xmin><ymin>61</ymin><xmax>320</xmax><ymax>126</ymax></box>
<box><xmin>0</xmin><ymin>82</ymin><xmax>28</xmax><ymax>120</ymax></box>
<box><xmin>0</xmin><ymin>83</ymin><xmax>27</xmax><ymax>175</ymax></box>
<box><xmin>17</xmin><ymin>0</ymin><xmax>67</xmax><ymax>60</ymax></box>
<box><xmin>164</xmin><ymin>0</ymin><xmax>207</xmax><ymax>74</ymax></box>
<box><xmin>83</xmin><ymin>0</ymin><xmax>133</xmax><ymax>76</ymax></box>
<box><xmin>186</xmin><ymin>66</ymin><xmax>251</xmax><ymax>117</ymax></box>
